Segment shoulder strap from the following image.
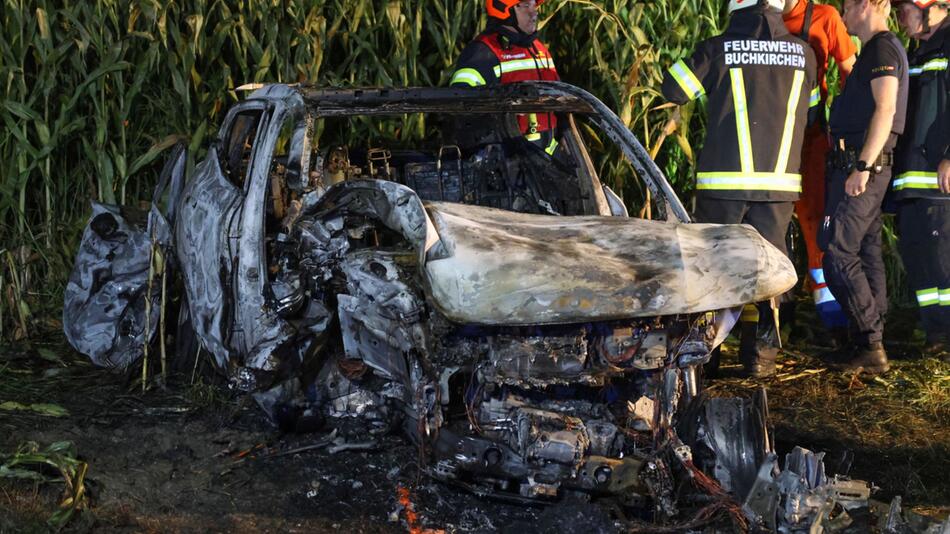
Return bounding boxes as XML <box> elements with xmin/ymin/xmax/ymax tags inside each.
<box><xmin>476</xmin><ymin>32</ymin><xmax>504</xmax><ymax>60</ymax></box>
<box><xmin>532</xmin><ymin>39</ymin><xmax>551</xmax><ymax>57</ymax></box>
<box><xmin>799</xmin><ymin>0</ymin><xmax>814</xmax><ymax>42</ymax></box>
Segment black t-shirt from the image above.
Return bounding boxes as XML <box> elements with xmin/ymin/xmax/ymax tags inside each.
<box><xmin>829</xmin><ymin>31</ymin><xmax>908</xmax><ymax>146</ymax></box>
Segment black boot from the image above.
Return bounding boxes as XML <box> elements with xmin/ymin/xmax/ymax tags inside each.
<box><xmin>704</xmin><ymin>346</ymin><xmax>722</xmax><ymax>379</ymax></box>
<box><xmin>827</xmin><ymin>341</ymin><xmax>889</xmax><ymax>374</ymax></box>
<box><xmin>738</xmin><ymin>312</ymin><xmax>778</xmax><ymax>378</ymax></box>
<box><xmin>831</xmin><ymin>327</ymin><xmax>850</xmax><ymax>350</ymax></box>
<box><xmin>922</xmin><ymin>336</ymin><xmax>950</xmax><ymax>362</ymax></box>
<box><xmin>820</xmin><ymin>327</ymin><xmax>851</xmax><ymax>359</ymax></box>
<box><xmin>739</xmin><ymin>353</ymin><xmax>777</xmax><ymax>378</ymax></box>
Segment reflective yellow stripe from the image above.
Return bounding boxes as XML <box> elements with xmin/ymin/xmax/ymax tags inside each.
<box><xmin>669</xmin><ymin>60</ymin><xmax>705</xmax><ymax>100</ymax></box>
<box><xmin>528</xmin><ymin>113</ymin><xmax>539</xmax><ymax>134</ymax></box>
<box><xmin>730</xmin><ymin>68</ymin><xmax>754</xmax><ymax>173</ymax></box>
<box><xmin>450</xmin><ymin>68</ymin><xmax>486</xmax><ymax>87</ymax></box>
<box><xmin>545</xmin><ymin>137</ymin><xmax>559</xmax><ymax>156</ymax></box>
<box><xmin>917</xmin><ymin>287</ymin><xmax>940</xmax><ymax>307</ymax></box>
<box><xmin>909</xmin><ymin>58</ymin><xmax>948</xmax><ymax>76</ymax></box>
<box><xmin>740</xmin><ymin>303</ymin><xmax>760</xmax><ymax>322</ymax></box>
<box><xmin>808</xmin><ymin>85</ymin><xmax>820</xmax><ymax>108</ymax></box>
<box><xmin>893</xmin><ymin>172</ymin><xmax>939</xmax><ymax>191</ymax></box>
<box><xmin>775</xmin><ymin>70</ymin><xmax>805</xmax><ymax>174</ymax></box>
<box><xmin>697</xmin><ymin>172</ymin><xmax>802</xmax><ymax>192</ymax></box>
<box><xmin>523</xmin><ymin>112</ymin><xmax>542</xmax><ymax>141</ymax></box>
<box><xmin>941</xmin><ymin>288</ymin><xmax>950</xmax><ymax>306</ymax></box>
<box><xmin>493</xmin><ymin>57</ymin><xmax>556</xmax><ymax>77</ymax></box>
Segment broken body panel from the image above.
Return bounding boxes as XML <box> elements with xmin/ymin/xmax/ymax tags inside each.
<box><xmin>66</xmin><ymin>81</ymin><xmax>939</xmax><ymax>531</ymax></box>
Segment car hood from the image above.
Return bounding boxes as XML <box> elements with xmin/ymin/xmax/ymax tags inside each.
<box><xmin>422</xmin><ymin>202</ymin><xmax>796</xmax><ymax>325</ymax></box>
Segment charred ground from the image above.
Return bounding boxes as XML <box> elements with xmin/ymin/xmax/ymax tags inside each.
<box><xmin>1</xmin><ymin>306</ymin><xmax>948</xmax><ymax>533</ymax></box>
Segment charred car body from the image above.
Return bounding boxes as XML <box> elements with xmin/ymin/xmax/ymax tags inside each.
<box><xmin>67</xmin><ymin>82</ymin><xmax>940</xmax><ymax>531</ymax></box>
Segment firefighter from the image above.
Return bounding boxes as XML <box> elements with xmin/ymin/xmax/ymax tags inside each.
<box><xmin>892</xmin><ymin>0</ymin><xmax>950</xmax><ymax>360</ymax></box>
<box><xmin>662</xmin><ymin>0</ymin><xmax>819</xmax><ymax>378</ymax></box>
<box><xmin>783</xmin><ymin>0</ymin><xmax>857</xmax><ymax>340</ymax></box>
<box><xmin>822</xmin><ymin>0</ymin><xmax>909</xmax><ymax>373</ymax></box>
<box><xmin>449</xmin><ymin>0</ymin><xmax>560</xmax><ymax>155</ymax></box>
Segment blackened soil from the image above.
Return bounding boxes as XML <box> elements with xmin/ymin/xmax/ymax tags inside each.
<box><xmin>1</xmin><ymin>325</ymin><xmax>948</xmax><ymax>533</ymax></box>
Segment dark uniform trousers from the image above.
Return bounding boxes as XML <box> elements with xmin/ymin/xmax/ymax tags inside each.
<box><xmin>820</xmin><ymin>165</ymin><xmax>891</xmax><ymax>345</ymax></box>
<box><xmin>695</xmin><ymin>199</ymin><xmax>795</xmax><ymax>362</ymax></box>
<box><xmin>898</xmin><ymin>199</ymin><xmax>950</xmax><ymax>338</ymax></box>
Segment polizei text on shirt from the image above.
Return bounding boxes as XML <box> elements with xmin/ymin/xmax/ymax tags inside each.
<box><xmin>723</xmin><ymin>40</ymin><xmax>807</xmax><ymax>68</ymax></box>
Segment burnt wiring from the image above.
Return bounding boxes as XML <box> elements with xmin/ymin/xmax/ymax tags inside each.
<box><xmin>463</xmin><ymin>365</ymin><xmax>484</xmax><ymax>435</ymax></box>
<box><xmin>652</xmin><ymin>426</ymin><xmax>750</xmax><ymax>533</ymax></box>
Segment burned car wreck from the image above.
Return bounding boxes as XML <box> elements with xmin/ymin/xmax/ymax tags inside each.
<box><xmin>65</xmin><ymin>81</ymin><xmax>947</xmax><ymax>532</ymax></box>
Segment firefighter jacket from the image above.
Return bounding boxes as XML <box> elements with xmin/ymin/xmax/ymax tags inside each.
<box><xmin>662</xmin><ymin>7</ymin><xmax>819</xmax><ymax>202</ymax></box>
<box><xmin>894</xmin><ymin>17</ymin><xmax>950</xmax><ymax>201</ymax></box>
<box><xmin>450</xmin><ymin>24</ymin><xmax>560</xmax><ymax>155</ymax></box>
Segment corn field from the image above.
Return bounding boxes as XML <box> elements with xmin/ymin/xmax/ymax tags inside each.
<box><xmin>0</xmin><ymin>0</ymin><xmax>909</xmax><ymax>341</ymax></box>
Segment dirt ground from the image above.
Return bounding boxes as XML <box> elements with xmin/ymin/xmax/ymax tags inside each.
<box><xmin>1</xmin><ymin>308</ymin><xmax>948</xmax><ymax>533</ymax></box>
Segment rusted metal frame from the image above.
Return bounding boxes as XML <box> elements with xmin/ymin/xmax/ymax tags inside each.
<box><xmin>298</xmin><ymin>84</ymin><xmax>596</xmax><ymax>116</ymax></box>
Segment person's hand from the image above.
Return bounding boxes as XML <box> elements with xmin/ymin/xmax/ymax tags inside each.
<box><xmin>845</xmin><ymin>170</ymin><xmax>870</xmax><ymax>196</ymax></box>
<box><xmin>938</xmin><ymin>158</ymin><xmax>950</xmax><ymax>194</ymax></box>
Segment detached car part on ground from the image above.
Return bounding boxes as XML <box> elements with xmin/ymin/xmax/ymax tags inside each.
<box><xmin>65</xmin><ymin>82</ymin><xmax>947</xmax><ymax>532</ymax></box>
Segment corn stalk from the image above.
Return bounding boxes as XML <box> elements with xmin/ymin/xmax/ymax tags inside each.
<box><xmin>0</xmin><ymin>0</ymin><xmax>910</xmax><ymax>340</ymax></box>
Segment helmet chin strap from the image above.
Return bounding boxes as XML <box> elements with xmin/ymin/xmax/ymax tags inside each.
<box><xmin>489</xmin><ymin>14</ymin><xmax>538</xmax><ymax>46</ymax></box>
<box><xmin>922</xmin><ymin>5</ymin><xmax>931</xmax><ymax>34</ymax></box>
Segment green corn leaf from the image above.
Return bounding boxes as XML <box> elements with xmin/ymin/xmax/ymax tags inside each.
<box><xmin>4</xmin><ymin>101</ymin><xmax>41</xmax><ymax>121</ymax></box>
<box><xmin>128</xmin><ymin>134</ymin><xmax>186</xmax><ymax>177</ymax></box>
<box><xmin>0</xmin><ymin>401</ymin><xmax>69</xmax><ymax>417</ymax></box>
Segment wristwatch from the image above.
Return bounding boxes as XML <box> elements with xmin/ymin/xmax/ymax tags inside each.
<box><xmin>854</xmin><ymin>160</ymin><xmax>882</xmax><ymax>174</ymax></box>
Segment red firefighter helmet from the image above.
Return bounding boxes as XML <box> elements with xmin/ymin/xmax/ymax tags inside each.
<box><xmin>486</xmin><ymin>0</ymin><xmax>545</xmax><ymax>20</ymax></box>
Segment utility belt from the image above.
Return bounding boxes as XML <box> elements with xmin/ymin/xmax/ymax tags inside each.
<box><xmin>827</xmin><ymin>143</ymin><xmax>893</xmax><ymax>174</ymax></box>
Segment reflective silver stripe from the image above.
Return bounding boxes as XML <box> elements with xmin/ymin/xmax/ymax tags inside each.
<box><xmin>917</xmin><ymin>287</ymin><xmax>940</xmax><ymax>307</ymax></box>
<box><xmin>893</xmin><ymin>172</ymin><xmax>939</xmax><ymax>191</ymax></box>
<box><xmin>909</xmin><ymin>58</ymin><xmax>948</xmax><ymax>76</ymax></box>
<box><xmin>449</xmin><ymin>68</ymin><xmax>487</xmax><ymax>86</ymax></box>
<box><xmin>775</xmin><ymin>70</ymin><xmax>805</xmax><ymax>174</ymax></box>
<box><xmin>730</xmin><ymin>68</ymin><xmax>754</xmax><ymax>173</ymax></box>
<box><xmin>493</xmin><ymin>57</ymin><xmax>556</xmax><ymax>77</ymax></box>
<box><xmin>669</xmin><ymin>60</ymin><xmax>705</xmax><ymax>100</ymax></box>
<box><xmin>813</xmin><ymin>286</ymin><xmax>835</xmax><ymax>305</ymax></box>
<box><xmin>696</xmin><ymin>172</ymin><xmax>802</xmax><ymax>192</ymax></box>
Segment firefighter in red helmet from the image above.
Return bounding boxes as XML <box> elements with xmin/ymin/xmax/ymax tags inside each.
<box><xmin>449</xmin><ymin>0</ymin><xmax>560</xmax><ymax>155</ymax></box>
